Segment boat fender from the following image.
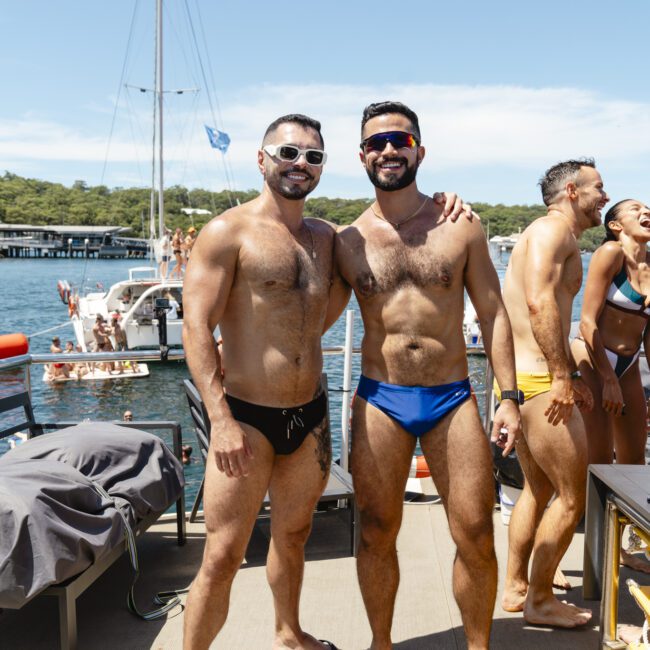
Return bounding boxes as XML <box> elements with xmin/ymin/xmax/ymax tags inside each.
<box><xmin>0</xmin><ymin>333</ymin><xmax>29</xmax><ymax>360</ymax></box>
<box><xmin>409</xmin><ymin>455</ymin><xmax>431</xmax><ymax>479</ymax></box>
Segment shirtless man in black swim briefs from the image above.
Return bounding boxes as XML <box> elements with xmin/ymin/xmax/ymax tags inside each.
<box><xmin>182</xmin><ymin>114</ymin><xmax>336</xmax><ymax>650</ymax></box>
<box><xmin>327</xmin><ymin>101</ymin><xmax>522</xmax><ymax>650</ymax></box>
<box><xmin>500</xmin><ymin>159</ymin><xmax>606</xmax><ymax>628</ymax></box>
<box><xmin>182</xmin><ymin>113</ymin><xmax>473</xmax><ymax>650</ymax></box>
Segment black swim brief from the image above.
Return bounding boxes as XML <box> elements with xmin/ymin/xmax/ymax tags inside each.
<box><xmin>224</xmin><ymin>391</ymin><xmax>327</xmax><ymax>455</ymax></box>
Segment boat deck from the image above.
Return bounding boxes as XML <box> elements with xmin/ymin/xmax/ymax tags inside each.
<box><xmin>1</xmin><ymin>493</ymin><xmax>644</xmax><ymax>649</ymax></box>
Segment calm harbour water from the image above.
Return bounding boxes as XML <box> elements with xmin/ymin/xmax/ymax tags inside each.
<box><xmin>0</xmin><ymin>248</ymin><xmax>590</xmax><ymax>505</ymax></box>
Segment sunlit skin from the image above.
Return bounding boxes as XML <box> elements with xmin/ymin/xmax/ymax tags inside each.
<box><xmin>501</xmin><ymin>164</ymin><xmax>609</xmax><ymax>627</ymax></box>
<box><xmin>326</xmin><ymin>111</ymin><xmax>521</xmax><ymax>650</ymax></box>
<box><xmin>571</xmin><ymin>199</ymin><xmax>650</xmax><ymax>574</ymax></box>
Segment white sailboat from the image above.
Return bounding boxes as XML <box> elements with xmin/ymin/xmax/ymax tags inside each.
<box><xmin>67</xmin><ymin>0</ymin><xmax>229</xmax><ymax>351</ymax></box>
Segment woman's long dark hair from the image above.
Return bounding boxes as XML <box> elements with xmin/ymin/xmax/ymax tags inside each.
<box><xmin>602</xmin><ymin>199</ymin><xmax>634</xmax><ymax>244</ymax></box>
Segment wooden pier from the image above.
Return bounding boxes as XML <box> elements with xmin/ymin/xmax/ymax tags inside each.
<box><xmin>0</xmin><ymin>224</ymin><xmax>149</xmax><ymax>259</ymax></box>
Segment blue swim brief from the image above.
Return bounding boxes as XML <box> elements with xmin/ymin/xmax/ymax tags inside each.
<box><xmin>355</xmin><ymin>375</ymin><xmax>472</xmax><ymax>437</ymax></box>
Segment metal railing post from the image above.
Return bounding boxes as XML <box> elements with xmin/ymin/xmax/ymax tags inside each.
<box><xmin>340</xmin><ymin>310</ymin><xmax>354</xmax><ymax>471</ymax></box>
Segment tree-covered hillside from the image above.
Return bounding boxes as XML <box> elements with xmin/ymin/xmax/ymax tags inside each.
<box><xmin>0</xmin><ymin>172</ymin><xmax>605</xmax><ymax>250</ymax></box>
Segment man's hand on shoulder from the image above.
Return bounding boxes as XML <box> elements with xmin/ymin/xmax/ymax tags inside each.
<box><xmin>433</xmin><ymin>192</ymin><xmax>480</xmax><ymax>222</ymax></box>
<box><xmin>491</xmin><ymin>400</ymin><xmax>522</xmax><ymax>457</ymax></box>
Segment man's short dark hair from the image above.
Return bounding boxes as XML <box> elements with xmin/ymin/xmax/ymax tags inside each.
<box><xmin>360</xmin><ymin>101</ymin><xmax>421</xmax><ymax>141</ymax></box>
<box><xmin>262</xmin><ymin>114</ymin><xmax>324</xmax><ymax>148</ymax></box>
<box><xmin>538</xmin><ymin>158</ymin><xmax>596</xmax><ymax>206</ymax></box>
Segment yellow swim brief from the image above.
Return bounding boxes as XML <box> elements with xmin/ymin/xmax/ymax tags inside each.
<box><xmin>494</xmin><ymin>372</ymin><xmax>553</xmax><ymax>403</ymax></box>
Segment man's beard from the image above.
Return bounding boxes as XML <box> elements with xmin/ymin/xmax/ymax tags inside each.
<box><xmin>267</xmin><ymin>166</ymin><xmax>318</xmax><ymax>200</ymax></box>
<box><xmin>366</xmin><ymin>157</ymin><xmax>419</xmax><ymax>192</ymax></box>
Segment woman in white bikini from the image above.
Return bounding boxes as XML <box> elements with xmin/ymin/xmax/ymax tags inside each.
<box><xmin>571</xmin><ymin>199</ymin><xmax>650</xmax><ymax>572</ymax></box>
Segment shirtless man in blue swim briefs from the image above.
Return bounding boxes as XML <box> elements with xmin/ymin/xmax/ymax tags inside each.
<box><xmin>181</xmin><ymin>112</ymin><xmax>470</xmax><ymax>650</ymax></box>
<box><xmin>500</xmin><ymin>159</ymin><xmax>607</xmax><ymax>627</ymax></box>
<box><xmin>327</xmin><ymin>101</ymin><xmax>522</xmax><ymax>650</ymax></box>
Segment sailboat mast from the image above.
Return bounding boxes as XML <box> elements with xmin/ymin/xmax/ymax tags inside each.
<box><xmin>156</xmin><ymin>0</ymin><xmax>164</xmax><ymax>240</ymax></box>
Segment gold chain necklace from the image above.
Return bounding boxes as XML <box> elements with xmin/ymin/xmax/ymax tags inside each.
<box><xmin>370</xmin><ymin>196</ymin><xmax>429</xmax><ymax>230</ymax></box>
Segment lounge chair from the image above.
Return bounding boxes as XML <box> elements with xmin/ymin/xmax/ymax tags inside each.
<box><xmin>0</xmin><ymin>390</ymin><xmax>186</xmax><ymax>650</ymax></box>
<box><xmin>183</xmin><ymin>376</ymin><xmax>358</xmax><ymax>555</ymax></box>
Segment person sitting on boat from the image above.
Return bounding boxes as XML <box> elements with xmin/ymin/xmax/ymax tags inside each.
<box><xmin>120</xmin><ymin>288</ymin><xmax>132</xmax><ymax>310</ymax></box>
<box><xmin>47</xmin><ymin>336</ymin><xmax>70</xmax><ymax>380</ymax></box>
<box><xmin>170</xmin><ymin>227</ymin><xmax>185</xmax><ymax>279</ymax></box>
<box><xmin>63</xmin><ymin>340</ymin><xmax>77</xmax><ymax>377</ymax></box>
<box><xmin>571</xmin><ymin>198</ymin><xmax>650</xmax><ymax>574</ymax></box>
<box><xmin>74</xmin><ymin>344</ymin><xmax>91</xmax><ymax>378</ymax></box>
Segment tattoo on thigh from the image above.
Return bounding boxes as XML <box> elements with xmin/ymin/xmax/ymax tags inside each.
<box><xmin>310</xmin><ymin>416</ymin><xmax>331</xmax><ymax>480</ymax></box>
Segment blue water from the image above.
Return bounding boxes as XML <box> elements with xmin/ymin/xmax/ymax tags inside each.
<box><xmin>0</xmin><ymin>248</ymin><xmax>592</xmax><ymax>504</ymax></box>
<box><xmin>0</xmin><ymin>257</ymin><xmax>364</xmax><ymax>505</ymax></box>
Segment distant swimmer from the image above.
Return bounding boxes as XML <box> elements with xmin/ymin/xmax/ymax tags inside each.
<box><xmin>571</xmin><ymin>199</ymin><xmax>650</xmax><ymax>573</ymax></box>
<box><xmin>328</xmin><ymin>101</ymin><xmax>522</xmax><ymax>650</ymax></box>
<box><xmin>500</xmin><ymin>159</ymin><xmax>607</xmax><ymax>628</ymax></box>
<box><xmin>181</xmin><ymin>444</ymin><xmax>192</xmax><ymax>465</ymax></box>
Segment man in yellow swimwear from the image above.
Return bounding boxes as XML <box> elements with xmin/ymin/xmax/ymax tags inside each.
<box><xmin>500</xmin><ymin>159</ymin><xmax>607</xmax><ymax>628</ymax></box>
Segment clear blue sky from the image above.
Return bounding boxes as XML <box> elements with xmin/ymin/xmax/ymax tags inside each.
<box><xmin>2</xmin><ymin>0</ymin><xmax>650</xmax><ymax>206</ymax></box>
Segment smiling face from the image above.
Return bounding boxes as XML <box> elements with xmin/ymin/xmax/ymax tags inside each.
<box><xmin>360</xmin><ymin>113</ymin><xmax>424</xmax><ymax>192</ymax></box>
<box><xmin>259</xmin><ymin>122</ymin><xmax>323</xmax><ymax>200</ymax></box>
<box><xmin>607</xmin><ymin>199</ymin><xmax>650</xmax><ymax>243</ymax></box>
<box><xmin>574</xmin><ymin>166</ymin><xmax>609</xmax><ymax>226</ymax></box>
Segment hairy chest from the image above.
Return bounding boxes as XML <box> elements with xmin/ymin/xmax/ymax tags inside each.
<box><xmin>345</xmin><ymin>232</ymin><xmax>462</xmax><ymax>299</ymax></box>
<box><xmin>237</xmin><ymin>232</ymin><xmax>332</xmax><ymax>299</ymax></box>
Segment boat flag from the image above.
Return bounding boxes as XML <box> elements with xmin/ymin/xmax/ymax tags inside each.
<box><xmin>204</xmin><ymin>125</ymin><xmax>230</xmax><ymax>153</ymax></box>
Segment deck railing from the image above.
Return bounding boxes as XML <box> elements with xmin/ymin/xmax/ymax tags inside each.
<box><xmin>0</xmin><ymin>310</ymin><xmax>496</xmax><ymax>469</ymax></box>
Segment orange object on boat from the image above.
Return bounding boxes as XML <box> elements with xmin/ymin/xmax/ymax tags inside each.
<box><xmin>409</xmin><ymin>455</ymin><xmax>431</xmax><ymax>478</ymax></box>
<box><xmin>0</xmin><ymin>333</ymin><xmax>29</xmax><ymax>359</ymax></box>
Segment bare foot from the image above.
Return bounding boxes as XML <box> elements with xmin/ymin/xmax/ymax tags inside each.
<box><xmin>524</xmin><ymin>598</ymin><xmax>592</xmax><ymax>628</ymax></box>
<box><xmin>502</xmin><ymin>582</ymin><xmax>527</xmax><ymax>612</ymax></box>
<box><xmin>619</xmin><ymin>623</ymin><xmax>643</xmax><ymax>645</ymax></box>
<box><xmin>553</xmin><ymin>566</ymin><xmax>572</xmax><ymax>590</ymax></box>
<box><xmin>272</xmin><ymin>632</ymin><xmax>337</xmax><ymax>650</ymax></box>
<box><xmin>621</xmin><ymin>549</ymin><xmax>650</xmax><ymax>574</ymax></box>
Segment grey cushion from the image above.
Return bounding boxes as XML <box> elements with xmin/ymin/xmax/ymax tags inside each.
<box><xmin>0</xmin><ymin>422</ymin><xmax>184</xmax><ymax>609</ymax></box>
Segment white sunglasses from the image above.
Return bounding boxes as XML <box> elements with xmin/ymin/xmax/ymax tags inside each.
<box><xmin>263</xmin><ymin>144</ymin><xmax>327</xmax><ymax>166</ymax></box>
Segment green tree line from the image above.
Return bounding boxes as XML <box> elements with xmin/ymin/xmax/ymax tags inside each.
<box><xmin>0</xmin><ymin>172</ymin><xmax>605</xmax><ymax>250</ymax></box>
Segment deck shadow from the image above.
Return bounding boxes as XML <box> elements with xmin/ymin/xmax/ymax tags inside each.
<box><xmin>243</xmin><ymin>508</ymin><xmax>354</xmax><ymax>567</ymax></box>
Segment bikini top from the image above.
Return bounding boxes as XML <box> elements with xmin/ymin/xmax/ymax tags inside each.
<box><xmin>605</xmin><ymin>264</ymin><xmax>650</xmax><ymax>319</ymax></box>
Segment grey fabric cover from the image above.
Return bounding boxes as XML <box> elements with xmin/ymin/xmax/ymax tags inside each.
<box><xmin>0</xmin><ymin>422</ymin><xmax>184</xmax><ymax>609</ymax></box>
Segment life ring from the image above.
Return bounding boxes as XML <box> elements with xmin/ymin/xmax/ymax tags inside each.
<box><xmin>56</xmin><ymin>280</ymin><xmax>71</xmax><ymax>305</ymax></box>
<box><xmin>0</xmin><ymin>333</ymin><xmax>29</xmax><ymax>360</ymax></box>
<box><xmin>409</xmin><ymin>455</ymin><xmax>431</xmax><ymax>479</ymax></box>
